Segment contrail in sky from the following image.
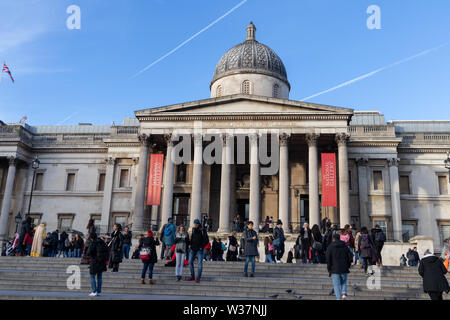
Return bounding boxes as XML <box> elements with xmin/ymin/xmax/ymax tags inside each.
<box><xmin>131</xmin><ymin>0</ymin><xmax>248</xmax><ymax>79</ymax></box>
<box><xmin>57</xmin><ymin>112</ymin><xmax>78</xmax><ymax>125</ymax></box>
<box><xmin>301</xmin><ymin>42</ymin><xmax>449</xmax><ymax>101</ymax></box>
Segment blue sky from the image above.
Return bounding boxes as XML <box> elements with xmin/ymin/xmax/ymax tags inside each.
<box><xmin>1</xmin><ymin>0</ymin><xmax>450</xmax><ymax>125</ymax></box>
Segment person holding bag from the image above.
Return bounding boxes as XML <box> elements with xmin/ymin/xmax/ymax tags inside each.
<box><xmin>139</xmin><ymin>230</ymin><xmax>160</xmax><ymax>284</ymax></box>
<box><xmin>108</xmin><ymin>224</ymin><xmax>124</xmax><ymax>273</ymax></box>
<box><xmin>174</xmin><ymin>225</ymin><xmax>189</xmax><ymax>281</ymax></box>
<box><xmin>226</xmin><ymin>232</ymin><xmax>239</xmax><ymax>261</ymax></box>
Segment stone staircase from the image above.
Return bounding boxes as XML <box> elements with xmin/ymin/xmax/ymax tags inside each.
<box><xmin>0</xmin><ymin>256</ymin><xmax>447</xmax><ymax>300</ymax></box>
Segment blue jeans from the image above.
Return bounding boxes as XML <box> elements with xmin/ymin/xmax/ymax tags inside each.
<box><xmin>331</xmin><ymin>273</ymin><xmax>348</xmax><ymax>300</ymax></box>
<box><xmin>26</xmin><ymin>245</ymin><xmax>31</xmax><ymax>256</ymax></box>
<box><xmin>141</xmin><ymin>262</ymin><xmax>155</xmax><ymax>279</ymax></box>
<box><xmin>265</xmin><ymin>254</ymin><xmax>274</xmax><ymax>263</ymax></box>
<box><xmin>275</xmin><ymin>242</ymin><xmax>285</xmax><ymax>261</ymax></box>
<box><xmin>122</xmin><ymin>244</ymin><xmax>130</xmax><ymax>259</ymax></box>
<box><xmin>354</xmin><ymin>249</ymin><xmax>359</xmax><ymax>264</ymax></box>
<box><xmin>90</xmin><ymin>273</ymin><xmax>103</xmax><ymax>294</ymax></box>
<box><xmin>244</xmin><ymin>256</ymin><xmax>256</xmax><ymax>274</ymax></box>
<box><xmin>160</xmin><ymin>242</ymin><xmax>166</xmax><ymax>259</ymax></box>
<box><xmin>74</xmin><ymin>248</ymin><xmax>82</xmax><ymax>258</ymax></box>
<box><xmin>189</xmin><ymin>249</ymin><xmax>204</xmax><ymax>279</ymax></box>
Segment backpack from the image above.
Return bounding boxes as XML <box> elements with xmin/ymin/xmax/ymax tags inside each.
<box><xmin>140</xmin><ymin>247</ymin><xmax>151</xmax><ymax>261</ymax></box>
<box><xmin>221</xmin><ymin>242</ymin><xmax>227</xmax><ymax>252</ymax></box>
<box><xmin>375</xmin><ymin>231</ymin><xmax>386</xmax><ymax>243</ymax></box>
<box><xmin>96</xmin><ymin>241</ymin><xmax>109</xmax><ymax>263</ymax></box>
<box><xmin>359</xmin><ymin>234</ymin><xmax>371</xmax><ymax>249</ymax></box>
<box><xmin>164</xmin><ymin>225</ymin><xmax>174</xmax><ymax>237</ymax></box>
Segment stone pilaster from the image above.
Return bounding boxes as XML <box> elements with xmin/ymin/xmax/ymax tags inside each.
<box><xmin>306</xmin><ymin>133</ymin><xmax>320</xmax><ymax>227</ymax></box>
<box><xmin>278</xmin><ymin>133</ymin><xmax>290</xmax><ymax>228</ymax></box>
<box><xmin>336</xmin><ymin>133</ymin><xmax>350</xmax><ymax>227</ymax></box>
<box><xmin>160</xmin><ymin>134</ymin><xmax>175</xmax><ymax>231</ymax></box>
<box><xmin>0</xmin><ymin>157</ymin><xmax>17</xmax><ymax>241</ymax></box>
<box><xmin>249</xmin><ymin>133</ymin><xmax>260</xmax><ymax>228</ymax></box>
<box><xmin>388</xmin><ymin>157</ymin><xmax>403</xmax><ymax>241</ymax></box>
<box><xmin>356</xmin><ymin>158</ymin><xmax>370</xmax><ymax>229</ymax></box>
<box><xmin>100</xmin><ymin>157</ymin><xmax>116</xmax><ymax>234</ymax></box>
<box><xmin>189</xmin><ymin>134</ymin><xmax>203</xmax><ymax>230</ymax></box>
<box><xmin>218</xmin><ymin>133</ymin><xmax>233</xmax><ymax>233</ymax></box>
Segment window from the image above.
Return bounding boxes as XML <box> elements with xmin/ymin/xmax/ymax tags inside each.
<box><xmin>34</xmin><ymin>173</ymin><xmax>44</xmax><ymax>191</ymax></box>
<box><xmin>176</xmin><ymin>164</ymin><xmax>187</xmax><ymax>183</ymax></box>
<box><xmin>119</xmin><ymin>169</ymin><xmax>129</xmax><ymax>188</ymax></box>
<box><xmin>373</xmin><ymin>170</ymin><xmax>383</xmax><ymax>191</ymax></box>
<box><xmin>27</xmin><ymin>213</ymin><xmax>42</xmax><ymax>227</ymax></box>
<box><xmin>113</xmin><ymin>213</ymin><xmax>129</xmax><ymax>228</ymax></box>
<box><xmin>439</xmin><ymin>221</ymin><xmax>450</xmax><ymax>244</ymax></box>
<box><xmin>58</xmin><ymin>214</ymin><xmax>74</xmax><ymax>231</ymax></box>
<box><xmin>400</xmin><ymin>175</ymin><xmax>411</xmax><ymax>194</ymax></box>
<box><xmin>273</xmin><ymin>84</ymin><xmax>280</xmax><ymax>98</ymax></box>
<box><xmin>216</xmin><ymin>85</ymin><xmax>223</xmax><ymax>97</ymax></box>
<box><xmin>438</xmin><ymin>175</ymin><xmax>448</xmax><ymax>195</ymax></box>
<box><xmin>66</xmin><ymin>173</ymin><xmax>75</xmax><ymax>191</ymax></box>
<box><xmin>98</xmin><ymin>173</ymin><xmax>106</xmax><ymax>191</ymax></box>
<box><xmin>241</xmin><ymin>80</ymin><xmax>252</xmax><ymax>95</ymax></box>
<box><xmin>90</xmin><ymin>214</ymin><xmax>101</xmax><ymax>230</ymax></box>
<box><xmin>402</xmin><ymin>221</ymin><xmax>417</xmax><ymax>242</ymax></box>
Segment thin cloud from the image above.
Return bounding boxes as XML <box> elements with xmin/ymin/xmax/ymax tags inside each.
<box><xmin>301</xmin><ymin>42</ymin><xmax>450</xmax><ymax>101</ymax></box>
<box><xmin>57</xmin><ymin>112</ymin><xmax>79</xmax><ymax>125</ymax></box>
<box><xmin>131</xmin><ymin>0</ymin><xmax>248</xmax><ymax>79</ymax></box>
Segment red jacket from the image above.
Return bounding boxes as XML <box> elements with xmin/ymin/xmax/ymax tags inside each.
<box><xmin>23</xmin><ymin>231</ymin><xmax>34</xmax><ymax>246</ymax></box>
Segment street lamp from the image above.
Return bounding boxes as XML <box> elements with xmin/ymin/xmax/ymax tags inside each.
<box><xmin>445</xmin><ymin>152</ymin><xmax>450</xmax><ymax>182</ymax></box>
<box><xmin>15</xmin><ymin>212</ymin><xmax>22</xmax><ymax>233</ymax></box>
<box><xmin>27</xmin><ymin>156</ymin><xmax>40</xmax><ymax>217</ymax></box>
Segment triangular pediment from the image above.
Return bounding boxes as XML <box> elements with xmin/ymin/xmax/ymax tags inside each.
<box><xmin>135</xmin><ymin>94</ymin><xmax>353</xmax><ymax>117</ymax></box>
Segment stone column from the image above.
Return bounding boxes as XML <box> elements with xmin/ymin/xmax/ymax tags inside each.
<box><xmin>306</xmin><ymin>134</ymin><xmax>320</xmax><ymax>227</ymax></box>
<box><xmin>189</xmin><ymin>134</ymin><xmax>203</xmax><ymax>230</ymax></box>
<box><xmin>0</xmin><ymin>157</ymin><xmax>17</xmax><ymax>241</ymax></box>
<box><xmin>388</xmin><ymin>158</ymin><xmax>403</xmax><ymax>241</ymax></box>
<box><xmin>218</xmin><ymin>134</ymin><xmax>233</xmax><ymax>233</ymax></box>
<box><xmin>160</xmin><ymin>134</ymin><xmax>175</xmax><ymax>231</ymax></box>
<box><xmin>151</xmin><ymin>205</ymin><xmax>159</xmax><ymax>229</ymax></box>
<box><xmin>336</xmin><ymin>133</ymin><xmax>351</xmax><ymax>227</ymax></box>
<box><xmin>100</xmin><ymin>157</ymin><xmax>116</xmax><ymax>234</ymax></box>
<box><xmin>132</xmin><ymin>134</ymin><xmax>151</xmax><ymax>232</ymax></box>
<box><xmin>357</xmin><ymin>158</ymin><xmax>370</xmax><ymax>229</ymax></box>
<box><xmin>230</xmin><ymin>162</ymin><xmax>237</xmax><ymax>222</ymax></box>
<box><xmin>278</xmin><ymin>133</ymin><xmax>290</xmax><ymax>228</ymax></box>
<box><xmin>249</xmin><ymin>133</ymin><xmax>260</xmax><ymax>228</ymax></box>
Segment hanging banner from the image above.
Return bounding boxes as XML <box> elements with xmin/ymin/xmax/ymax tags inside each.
<box><xmin>146</xmin><ymin>154</ymin><xmax>164</xmax><ymax>206</ymax></box>
<box><xmin>321</xmin><ymin>153</ymin><xmax>337</xmax><ymax>207</ymax></box>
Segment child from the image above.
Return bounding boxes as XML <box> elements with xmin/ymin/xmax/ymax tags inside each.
<box><xmin>400</xmin><ymin>254</ymin><xmax>407</xmax><ymax>267</ymax></box>
<box><xmin>287</xmin><ymin>248</ymin><xmax>294</xmax><ymax>263</ymax></box>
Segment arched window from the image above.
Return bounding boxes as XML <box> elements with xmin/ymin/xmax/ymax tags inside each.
<box><xmin>273</xmin><ymin>84</ymin><xmax>280</xmax><ymax>98</ymax></box>
<box><xmin>216</xmin><ymin>85</ymin><xmax>223</xmax><ymax>97</ymax></box>
<box><xmin>241</xmin><ymin>80</ymin><xmax>252</xmax><ymax>95</ymax></box>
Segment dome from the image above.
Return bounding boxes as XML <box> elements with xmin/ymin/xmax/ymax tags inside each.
<box><xmin>211</xmin><ymin>22</ymin><xmax>290</xmax><ymax>89</ymax></box>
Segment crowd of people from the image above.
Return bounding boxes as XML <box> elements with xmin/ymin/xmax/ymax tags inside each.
<box><xmin>2</xmin><ymin>214</ymin><xmax>450</xmax><ymax>300</ymax></box>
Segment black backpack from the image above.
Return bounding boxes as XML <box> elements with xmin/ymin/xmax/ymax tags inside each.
<box><xmin>96</xmin><ymin>240</ymin><xmax>109</xmax><ymax>263</ymax></box>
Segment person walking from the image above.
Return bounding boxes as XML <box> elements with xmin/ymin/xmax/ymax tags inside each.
<box><xmin>311</xmin><ymin>224</ymin><xmax>324</xmax><ymax>263</ymax></box>
<box><xmin>73</xmin><ymin>233</ymin><xmax>84</xmax><ymax>258</ymax></box>
<box><xmin>87</xmin><ymin>233</ymin><xmax>109</xmax><ymax>297</ymax></box>
<box><xmin>300</xmin><ymin>223</ymin><xmax>312</xmax><ymax>264</ymax></box>
<box><xmin>122</xmin><ymin>227</ymin><xmax>132</xmax><ymax>260</ymax></box>
<box><xmin>187</xmin><ymin>219</ymin><xmax>209</xmax><ymax>283</ymax></box>
<box><xmin>226</xmin><ymin>232</ymin><xmax>239</xmax><ymax>261</ymax></box>
<box><xmin>174</xmin><ymin>225</ymin><xmax>189</xmax><ymax>281</ymax></box>
<box><xmin>243</xmin><ymin>221</ymin><xmax>258</xmax><ymax>277</ymax></box>
<box><xmin>57</xmin><ymin>231</ymin><xmax>68</xmax><ymax>258</ymax></box>
<box><xmin>108</xmin><ymin>223</ymin><xmax>123</xmax><ymax>273</ymax></box>
<box><xmin>211</xmin><ymin>238</ymin><xmax>222</xmax><ymax>261</ymax></box>
<box><xmin>234</xmin><ymin>215</ymin><xmax>241</xmax><ymax>232</ymax></box>
<box><xmin>407</xmin><ymin>247</ymin><xmax>420</xmax><ymax>267</ymax></box>
<box><xmin>358</xmin><ymin>227</ymin><xmax>375</xmax><ymax>276</ymax></box>
<box><xmin>17</xmin><ymin>216</ymin><xmax>32</xmax><ymax>256</ymax></box>
<box><xmin>326</xmin><ymin>233</ymin><xmax>353</xmax><ymax>300</ymax></box>
<box><xmin>273</xmin><ymin>220</ymin><xmax>286</xmax><ymax>263</ymax></box>
<box><xmin>23</xmin><ymin>229</ymin><xmax>34</xmax><ymax>256</ymax></box>
<box><xmin>160</xmin><ymin>218</ymin><xmax>176</xmax><ymax>260</ymax></box>
<box><xmin>264</xmin><ymin>236</ymin><xmax>275</xmax><ymax>263</ymax></box>
<box><xmin>138</xmin><ymin>230</ymin><xmax>160</xmax><ymax>284</ymax></box>
<box><xmin>419</xmin><ymin>249</ymin><xmax>450</xmax><ymax>300</ymax></box>
<box><xmin>30</xmin><ymin>223</ymin><xmax>46</xmax><ymax>257</ymax></box>
<box><xmin>371</xmin><ymin>225</ymin><xmax>386</xmax><ymax>267</ymax></box>
<box><xmin>354</xmin><ymin>230</ymin><xmax>361</xmax><ymax>265</ymax></box>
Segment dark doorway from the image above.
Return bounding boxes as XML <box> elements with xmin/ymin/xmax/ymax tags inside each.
<box><xmin>237</xmin><ymin>199</ymin><xmax>249</xmax><ymax>221</ymax></box>
<box><xmin>173</xmin><ymin>193</ymin><xmax>190</xmax><ymax>227</ymax></box>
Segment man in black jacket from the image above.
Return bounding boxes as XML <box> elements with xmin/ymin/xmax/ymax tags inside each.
<box><xmin>419</xmin><ymin>249</ymin><xmax>449</xmax><ymax>300</ymax></box>
<box><xmin>326</xmin><ymin>233</ymin><xmax>353</xmax><ymax>300</ymax></box>
<box><xmin>121</xmin><ymin>227</ymin><xmax>132</xmax><ymax>260</ymax></box>
<box><xmin>188</xmin><ymin>219</ymin><xmax>209</xmax><ymax>283</ymax></box>
<box><xmin>17</xmin><ymin>217</ymin><xmax>32</xmax><ymax>256</ymax></box>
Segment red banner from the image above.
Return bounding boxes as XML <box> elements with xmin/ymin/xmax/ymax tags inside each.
<box><xmin>321</xmin><ymin>153</ymin><xmax>337</xmax><ymax>207</ymax></box>
<box><xmin>146</xmin><ymin>154</ymin><xmax>164</xmax><ymax>206</ymax></box>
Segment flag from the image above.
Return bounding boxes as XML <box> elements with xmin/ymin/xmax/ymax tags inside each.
<box><xmin>2</xmin><ymin>63</ymin><xmax>14</xmax><ymax>83</ymax></box>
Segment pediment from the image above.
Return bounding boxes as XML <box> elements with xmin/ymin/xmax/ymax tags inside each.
<box><xmin>135</xmin><ymin>94</ymin><xmax>353</xmax><ymax>118</ymax></box>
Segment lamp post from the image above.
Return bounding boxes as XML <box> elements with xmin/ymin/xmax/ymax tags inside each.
<box><xmin>27</xmin><ymin>157</ymin><xmax>40</xmax><ymax>217</ymax></box>
<box><xmin>15</xmin><ymin>212</ymin><xmax>22</xmax><ymax>233</ymax></box>
<box><xmin>445</xmin><ymin>152</ymin><xmax>450</xmax><ymax>182</ymax></box>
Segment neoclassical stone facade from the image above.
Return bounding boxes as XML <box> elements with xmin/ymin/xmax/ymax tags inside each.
<box><xmin>1</xmin><ymin>23</ymin><xmax>450</xmax><ymax>251</ymax></box>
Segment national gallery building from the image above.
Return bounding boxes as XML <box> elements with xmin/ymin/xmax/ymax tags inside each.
<box><xmin>1</xmin><ymin>23</ymin><xmax>450</xmax><ymax>250</ymax></box>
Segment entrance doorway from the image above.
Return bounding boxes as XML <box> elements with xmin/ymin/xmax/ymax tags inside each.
<box><xmin>237</xmin><ymin>199</ymin><xmax>249</xmax><ymax>221</ymax></box>
<box><xmin>173</xmin><ymin>193</ymin><xmax>190</xmax><ymax>227</ymax></box>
